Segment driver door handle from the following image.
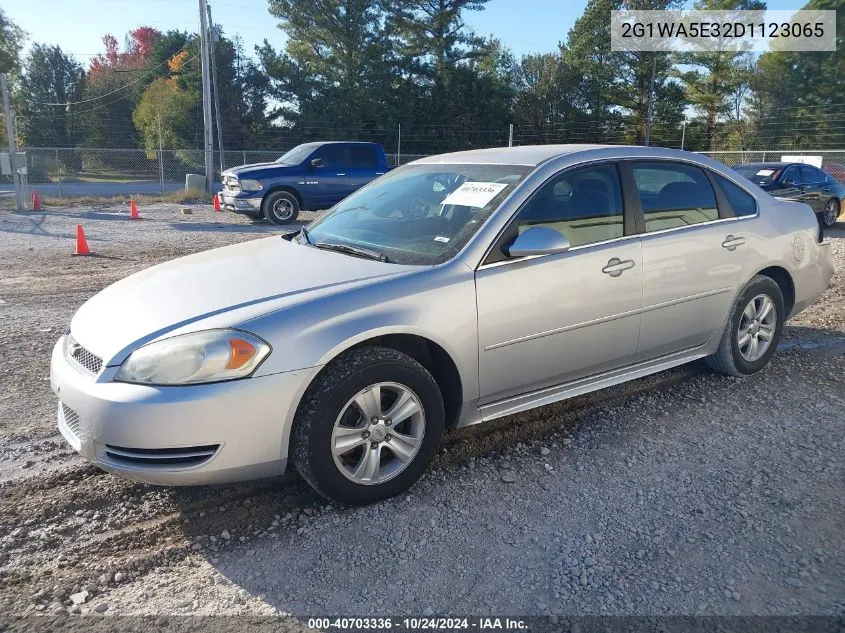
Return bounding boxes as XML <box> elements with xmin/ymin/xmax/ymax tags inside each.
<box><xmin>336</xmin><ymin>173</ymin><xmax>347</xmax><ymax>176</ymax></box>
<box><xmin>722</xmin><ymin>235</ymin><xmax>746</xmax><ymax>251</ymax></box>
<box><xmin>601</xmin><ymin>257</ymin><xmax>635</xmax><ymax>277</ymax></box>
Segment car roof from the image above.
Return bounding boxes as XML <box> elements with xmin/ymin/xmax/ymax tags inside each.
<box><xmin>737</xmin><ymin>162</ymin><xmax>825</xmax><ymax>170</ymax></box>
<box><xmin>411</xmin><ymin>144</ymin><xmax>708</xmax><ymax>167</ymax></box>
<box><xmin>736</xmin><ymin>162</ymin><xmax>791</xmax><ymax>169</ymax></box>
<box><xmin>314</xmin><ymin>141</ymin><xmax>380</xmax><ymax>146</ymax></box>
<box><xmin>413</xmin><ymin>144</ymin><xmax>621</xmax><ymax>166</ymax></box>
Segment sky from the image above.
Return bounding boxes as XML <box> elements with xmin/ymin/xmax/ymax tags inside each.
<box><xmin>8</xmin><ymin>0</ymin><xmax>803</xmax><ymax>67</ymax></box>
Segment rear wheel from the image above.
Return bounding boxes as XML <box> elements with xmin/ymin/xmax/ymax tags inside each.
<box><xmin>292</xmin><ymin>346</ymin><xmax>444</xmax><ymax>505</ymax></box>
<box><xmin>707</xmin><ymin>275</ymin><xmax>785</xmax><ymax>377</ymax></box>
<box><xmin>821</xmin><ymin>198</ymin><xmax>840</xmax><ymax>228</ymax></box>
<box><xmin>262</xmin><ymin>190</ymin><xmax>300</xmax><ymax>225</ymax></box>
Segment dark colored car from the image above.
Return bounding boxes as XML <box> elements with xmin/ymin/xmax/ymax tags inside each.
<box><xmin>219</xmin><ymin>142</ymin><xmax>391</xmax><ymax>225</ymax></box>
<box><xmin>734</xmin><ymin>162</ymin><xmax>845</xmax><ymax>229</ymax></box>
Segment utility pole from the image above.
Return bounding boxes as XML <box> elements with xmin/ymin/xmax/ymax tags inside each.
<box><xmin>1</xmin><ymin>74</ymin><xmax>22</xmax><ymax>210</ymax></box>
<box><xmin>680</xmin><ymin>118</ymin><xmax>687</xmax><ymax>150</ymax></box>
<box><xmin>207</xmin><ymin>3</ymin><xmax>226</xmax><ymax>173</ymax></box>
<box><xmin>157</xmin><ymin>114</ymin><xmax>165</xmax><ymax>195</ymax></box>
<box><xmin>644</xmin><ymin>54</ymin><xmax>657</xmax><ymax>147</ymax></box>
<box><xmin>198</xmin><ymin>0</ymin><xmax>214</xmax><ymax>192</ymax></box>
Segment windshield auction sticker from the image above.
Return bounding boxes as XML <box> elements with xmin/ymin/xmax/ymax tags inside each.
<box><xmin>611</xmin><ymin>10</ymin><xmax>836</xmax><ymax>52</ymax></box>
<box><xmin>441</xmin><ymin>182</ymin><xmax>509</xmax><ymax>208</ymax></box>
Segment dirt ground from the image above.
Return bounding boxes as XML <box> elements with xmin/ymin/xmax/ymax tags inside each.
<box><xmin>0</xmin><ymin>202</ymin><xmax>842</xmax><ymax>624</ymax></box>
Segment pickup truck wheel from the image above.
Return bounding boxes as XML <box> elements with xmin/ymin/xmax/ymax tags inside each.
<box><xmin>292</xmin><ymin>346</ymin><xmax>445</xmax><ymax>505</ymax></box>
<box><xmin>263</xmin><ymin>191</ymin><xmax>300</xmax><ymax>225</ymax></box>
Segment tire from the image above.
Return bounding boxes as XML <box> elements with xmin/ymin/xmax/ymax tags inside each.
<box><xmin>706</xmin><ymin>275</ymin><xmax>785</xmax><ymax>377</ymax></box>
<box><xmin>292</xmin><ymin>346</ymin><xmax>445</xmax><ymax>505</ymax></box>
<box><xmin>821</xmin><ymin>198</ymin><xmax>840</xmax><ymax>229</ymax></box>
<box><xmin>262</xmin><ymin>190</ymin><xmax>300</xmax><ymax>225</ymax></box>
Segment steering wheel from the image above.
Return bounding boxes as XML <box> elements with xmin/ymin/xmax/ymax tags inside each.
<box><xmin>401</xmin><ymin>196</ymin><xmax>428</xmax><ymax>219</ymax></box>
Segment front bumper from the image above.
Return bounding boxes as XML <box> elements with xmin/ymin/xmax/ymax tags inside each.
<box><xmin>50</xmin><ymin>338</ymin><xmax>312</xmax><ymax>486</ymax></box>
<box><xmin>219</xmin><ymin>191</ymin><xmax>262</xmax><ymax>214</ymax></box>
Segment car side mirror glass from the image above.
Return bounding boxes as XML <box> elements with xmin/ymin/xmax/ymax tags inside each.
<box><xmin>507</xmin><ymin>226</ymin><xmax>571</xmax><ymax>258</ymax></box>
<box><xmin>781</xmin><ymin>178</ymin><xmax>793</xmax><ymax>187</ymax></box>
<box><xmin>310</xmin><ymin>158</ymin><xmax>324</xmax><ymax>169</ymax></box>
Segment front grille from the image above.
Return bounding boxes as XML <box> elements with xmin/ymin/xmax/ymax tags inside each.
<box><xmin>67</xmin><ymin>335</ymin><xmax>103</xmax><ymax>375</ymax></box>
<box><xmin>61</xmin><ymin>403</ymin><xmax>81</xmax><ymax>437</ymax></box>
<box><xmin>103</xmin><ymin>444</ymin><xmax>220</xmax><ymax>468</ymax></box>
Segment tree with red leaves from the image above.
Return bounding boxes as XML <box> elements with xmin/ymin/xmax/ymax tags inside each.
<box><xmin>88</xmin><ymin>27</ymin><xmax>162</xmax><ymax>77</ymax></box>
<box><xmin>80</xmin><ymin>27</ymin><xmax>162</xmax><ymax>146</ymax></box>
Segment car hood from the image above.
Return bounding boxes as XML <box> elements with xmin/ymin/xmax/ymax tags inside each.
<box><xmin>70</xmin><ymin>237</ymin><xmax>421</xmax><ymax>366</ymax></box>
<box><xmin>223</xmin><ymin>163</ymin><xmax>289</xmax><ymax>178</ymax></box>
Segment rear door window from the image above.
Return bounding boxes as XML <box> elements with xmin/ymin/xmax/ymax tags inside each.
<box><xmin>312</xmin><ymin>144</ymin><xmax>348</xmax><ymax>169</ymax></box>
<box><xmin>350</xmin><ymin>145</ymin><xmax>378</xmax><ymax>168</ymax></box>
<box><xmin>632</xmin><ymin>162</ymin><xmax>719</xmax><ymax>231</ymax></box>
<box><xmin>800</xmin><ymin>165</ymin><xmax>820</xmax><ymax>185</ymax></box>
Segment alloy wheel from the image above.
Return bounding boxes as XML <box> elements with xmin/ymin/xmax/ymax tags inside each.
<box><xmin>737</xmin><ymin>294</ymin><xmax>777</xmax><ymax>362</ymax></box>
<box><xmin>273</xmin><ymin>198</ymin><xmax>294</xmax><ymax>221</ymax></box>
<box><xmin>823</xmin><ymin>199</ymin><xmax>840</xmax><ymax>227</ymax></box>
<box><xmin>330</xmin><ymin>382</ymin><xmax>426</xmax><ymax>485</ymax></box>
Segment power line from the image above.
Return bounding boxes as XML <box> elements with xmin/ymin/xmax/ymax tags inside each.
<box><xmin>33</xmin><ymin>43</ymin><xmax>196</xmax><ymax>107</ymax></box>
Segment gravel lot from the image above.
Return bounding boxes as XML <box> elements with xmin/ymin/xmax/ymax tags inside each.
<box><xmin>0</xmin><ymin>202</ymin><xmax>842</xmax><ymax>622</ymax></box>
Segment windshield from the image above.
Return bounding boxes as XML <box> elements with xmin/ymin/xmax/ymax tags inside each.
<box><xmin>301</xmin><ymin>163</ymin><xmax>532</xmax><ymax>265</ymax></box>
<box><xmin>734</xmin><ymin>164</ymin><xmax>782</xmax><ymax>186</ymax></box>
<box><xmin>276</xmin><ymin>143</ymin><xmax>318</xmax><ymax>165</ymax></box>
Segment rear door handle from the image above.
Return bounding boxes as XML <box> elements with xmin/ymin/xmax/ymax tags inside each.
<box><xmin>722</xmin><ymin>235</ymin><xmax>746</xmax><ymax>251</ymax></box>
<box><xmin>601</xmin><ymin>258</ymin><xmax>635</xmax><ymax>277</ymax></box>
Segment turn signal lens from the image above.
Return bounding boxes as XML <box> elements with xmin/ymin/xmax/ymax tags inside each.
<box><xmin>227</xmin><ymin>338</ymin><xmax>257</xmax><ymax>370</ymax></box>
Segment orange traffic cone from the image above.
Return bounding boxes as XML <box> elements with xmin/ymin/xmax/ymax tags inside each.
<box><xmin>31</xmin><ymin>190</ymin><xmax>42</xmax><ymax>211</ymax></box>
<box><xmin>213</xmin><ymin>193</ymin><xmax>222</xmax><ymax>212</ymax></box>
<box><xmin>129</xmin><ymin>199</ymin><xmax>140</xmax><ymax>220</ymax></box>
<box><xmin>73</xmin><ymin>224</ymin><xmax>91</xmax><ymax>256</ymax></box>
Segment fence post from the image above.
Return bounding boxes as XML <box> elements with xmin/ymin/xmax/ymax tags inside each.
<box><xmin>242</xmin><ymin>150</ymin><xmax>246</xmax><ymax>166</ymax></box>
<box><xmin>762</xmin><ymin>151</ymin><xmax>766</xmax><ymax>162</ymax></box>
<box><xmin>55</xmin><ymin>148</ymin><xmax>63</xmax><ymax>200</ymax></box>
<box><xmin>396</xmin><ymin>123</ymin><xmax>401</xmax><ymax>166</ymax></box>
<box><xmin>157</xmin><ymin>115</ymin><xmax>165</xmax><ymax>195</ymax></box>
<box><xmin>508</xmin><ymin>124</ymin><xmax>513</xmax><ymax>147</ymax></box>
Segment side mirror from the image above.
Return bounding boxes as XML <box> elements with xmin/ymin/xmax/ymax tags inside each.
<box><xmin>310</xmin><ymin>158</ymin><xmax>324</xmax><ymax>169</ymax></box>
<box><xmin>507</xmin><ymin>226</ymin><xmax>571</xmax><ymax>258</ymax></box>
<box><xmin>781</xmin><ymin>178</ymin><xmax>794</xmax><ymax>188</ymax></box>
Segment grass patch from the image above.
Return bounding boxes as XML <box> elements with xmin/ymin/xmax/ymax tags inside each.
<box><xmin>40</xmin><ymin>191</ymin><xmax>214</xmax><ymax>207</ymax></box>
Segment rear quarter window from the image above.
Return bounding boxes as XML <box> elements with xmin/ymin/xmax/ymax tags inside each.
<box><xmin>714</xmin><ymin>174</ymin><xmax>757</xmax><ymax>217</ymax></box>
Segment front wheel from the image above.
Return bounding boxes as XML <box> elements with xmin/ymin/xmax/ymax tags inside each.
<box><xmin>707</xmin><ymin>275</ymin><xmax>785</xmax><ymax>377</ymax></box>
<box><xmin>292</xmin><ymin>346</ymin><xmax>445</xmax><ymax>505</ymax></box>
<box><xmin>262</xmin><ymin>190</ymin><xmax>300</xmax><ymax>225</ymax></box>
<box><xmin>821</xmin><ymin>198</ymin><xmax>840</xmax><ymax>228</ymax></box>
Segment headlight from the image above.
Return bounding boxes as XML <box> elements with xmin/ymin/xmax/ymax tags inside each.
<box><xmin>114</xmin><ymin>330</ymin><xmax>271</xmax><ymax>385</ymax></box>
<box><xmin>240</xmin><ymin>179</ymin><xmax>263</xmax><ymax>192</ymax></box>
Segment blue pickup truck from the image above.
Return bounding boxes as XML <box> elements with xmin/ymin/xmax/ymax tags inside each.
<box><xmin>219</xmin><ymin>141</ymin><xmax>391</xmax><ymax>224</ymax></box>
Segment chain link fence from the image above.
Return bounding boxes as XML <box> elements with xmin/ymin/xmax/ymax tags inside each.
<box><xmin>4</xmin><ymin>143</ymin><xmax>844</xmax><ymax>202</ymax></box>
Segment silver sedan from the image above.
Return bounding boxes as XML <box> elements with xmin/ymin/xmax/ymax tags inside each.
<box><xmin>51</xmin><ymin>145</ymin><xmax>834</xmax><ymax>504</ymax></box>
